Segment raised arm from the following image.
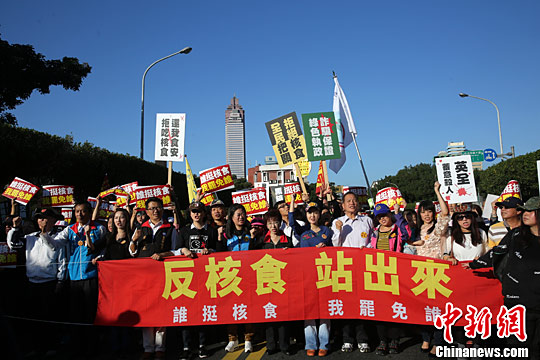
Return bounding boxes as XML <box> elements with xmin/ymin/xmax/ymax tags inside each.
<box><xmin>434</xmin><ymin>181</ymin><xmax>448</xmax><ymax>217</ymax></box>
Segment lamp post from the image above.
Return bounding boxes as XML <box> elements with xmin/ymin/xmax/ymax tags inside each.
<box><xmin>458</xmin><ymin>92</ymin><xmax>503</xmax><ymax>157</ymax></box>
<box><xmin>140</xmin><ymin>47</ymin><xmax>192</xmax><ymax>159</ymax></box>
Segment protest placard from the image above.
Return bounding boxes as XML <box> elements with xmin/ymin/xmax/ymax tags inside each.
<box><xmin>2</xmin><ymin>177</ymin><xmax>39</xmax><ymax>205</ymax></box>
<box><xmin>61</xmin><ymin>208</ymin><xmax>73</xmax><ymax>224</ymax></box>
<box><xmin>302</xmin><ymin>112</ymin><xmax>341</xmax><ymax>161</ymax></box>
<box><xmin>265</xmin><ymin>112</ymin><xmax>307</xmax><ymax>167</ymax></box>
<box><xmin>200</xmin><ymin>191</ymin><xmax>216</xmax><ymax>206</ymax></box>
<box><xmin>133</xmin><ymin>185</ymin><xmax>173</xmax><ymax>210</ymax></box>
<box><xmin>343</xmin><ymin>186</ymin><xmax>369</xmax><ymax>206</ymax></box>
<box><xmin>88</xmin><ymin>197</ymin><xmax>115</xmax><ymax>221</ymax></box>
<box><xmin>232</xmin><ymin>187</ymin><xmax>268</xmax><ymax>216</ymax></box>
<box><xmin>199</xmin><ymin>165</ymin><xmax>235</xmax><ymax>194</ymax></box>
<box><xmin>375</xmin><ymin>187</ymin><xmax>405</xmax><ymax>210</ymax></box>
<box><xmin>495</xmin><ymin>180</ymin><xmax>521</xmax><ymax>203</ymax></box>
<box><xmin>41</xmin><ymin>185</ymin><xmax>74</xmax><ymax>207</ymax></box>
<box><xmin>155</xmin><ymin>113</ymin><xmax>186</xmax><ymax>162</ymax></box>
<box><xmin>284</xmin><ymin>182</ymin><xmax>303</xmax><ymax>204</ymax></box>
<box><xmin>435</xmin><ymin>155</ymin><xmax>478</xmax><ymax>204</ymax></box>
<box><xmin>315</xmin><ymin>161</ymin><xmax>325</xmax><ymax>195</ymax></box>
<box><xmin>109</xmin><ymin>182</ymin><xmax>138</xmax><ymax>208</ymax></box>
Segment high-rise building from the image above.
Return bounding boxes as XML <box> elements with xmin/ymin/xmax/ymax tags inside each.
<box><xmin>225</xmin><ymin>96</ymin><xmax>246</xmax><ymax>179</ymax></box>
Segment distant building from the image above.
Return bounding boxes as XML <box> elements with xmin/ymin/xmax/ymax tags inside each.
<box><xmin>225</xmin><ymin>96</ymin><xmax>246</xmax><ymax>179</ymax></box>
<box><xmin>446</xmin><ymin>141</ymin><xmax>466</xmax><ymax>156</ymax></box>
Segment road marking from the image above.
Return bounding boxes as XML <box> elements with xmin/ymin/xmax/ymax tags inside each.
<box><xmin>222</xmin><ymin>343</ymin><xmax>246</xmax><ymax>360</ymax></box>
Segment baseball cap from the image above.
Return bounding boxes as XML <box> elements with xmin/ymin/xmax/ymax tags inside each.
<box><xmin>33</xmin><ymin>208</ymin><xmax>63</xmax><ymax>221</ymax></box>
<box><xmin>517</xmin><ymin>197</ymin><xmax>540</xmax><ymax>211</ymax></box>
<box><xmin>250</xmin><ymin>217</ymin><xmax>265</xmax><ymax>227</ymax></box>
<box><xmin>373</xmin><ymin>203</ymin><xmax>390</xmax><ymax>217</ymax></box>
<box><xmin>305</xmin><ymin>202</ymin><xmax>320</xmax><ymax>212</ymax></box>
<box><xmin>495</xmin><ymin>196</ymin><xmax>524</xmax><ymax>209</ymax></box>
<box><xmin>188</xmin><ymin>202</ymin><xmax>205</xmax><ymax>211</ymax></box>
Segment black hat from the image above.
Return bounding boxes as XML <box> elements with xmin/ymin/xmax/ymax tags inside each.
<box><xmin>33</xmin><ymin>208</ymin><xmax>63</xmax><ymax>221</ymax></box>
<box><xmin>188</xmin><ymin>202</ymin><xmax>205</xmax><ymax>211</ymax></box>
<box><xmin>495</xmin><ymin>196</ymin><xmax>524</xmax><ymax>209</ymax></box>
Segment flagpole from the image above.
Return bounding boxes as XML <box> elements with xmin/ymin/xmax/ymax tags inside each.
<box><xmin>333</xmin><ymin>72</ymin><xmax>373</xmax><ymax>200</ymax></box>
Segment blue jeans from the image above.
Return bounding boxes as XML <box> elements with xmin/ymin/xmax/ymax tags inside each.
<box><xmin>304</xmin><ymin>319</ymin><xmax>330</xmax><ymax>350</ymax></box>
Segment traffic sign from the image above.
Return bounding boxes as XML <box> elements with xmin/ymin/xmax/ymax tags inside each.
<box><xmin>462</xmin><ymin>150</ymin><xmax>484</xmax><ymax>162</ymax></box>
<box><xmin>484</xmin><ymin>148</ymin><xmax>498</xmax><ymax>162</ymax></box>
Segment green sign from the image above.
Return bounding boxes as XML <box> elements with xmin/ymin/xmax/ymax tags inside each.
<box><xmin>462</xmin><ymin>150</ymin><xmax>484</xmax><ymax>162</ymax></box>
<box><xmin>301</xmin><ymin>112</ymin><xmax>341</xmax><ymax>161</ymax></box>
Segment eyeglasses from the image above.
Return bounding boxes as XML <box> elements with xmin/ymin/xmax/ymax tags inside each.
<box><xmin>456</xmin><ymin>214</ymin><xmax>473</xmax><ymax>221</ymax></box>
<box><xmin>498</xmin><ymin>205</ymin><xmax>514</xmax><ymax>210</ymax></box>
<box><xmin>147</xmin><ymin>207</ymin><xmax>163</xmax><ymax>212</ymax></box>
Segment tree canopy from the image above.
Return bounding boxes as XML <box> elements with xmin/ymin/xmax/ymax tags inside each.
<box><xmin>0</xmin><ymin>34</ymin><xmax>91</xmax><ymax>125</ymax></box>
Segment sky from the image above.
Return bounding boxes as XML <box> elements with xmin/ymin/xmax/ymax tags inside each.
<box><xmin>1</xmin><ymin>0</ymin><xmax>539</xmax><ymax>189</ymax></box>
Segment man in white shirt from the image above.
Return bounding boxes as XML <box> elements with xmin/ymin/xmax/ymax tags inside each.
<box><xmin>331</xmin><ymin>192</ymin><xmax>374</xmax><ymax>353</ymax></box>
<box><xmin>7</xmin><ymin>208</ymin><xmax>66</xmax><ymax>355</ymax></box>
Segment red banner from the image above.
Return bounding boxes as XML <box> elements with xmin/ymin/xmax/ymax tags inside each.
<box><xmin>232</xmin><ymin>187</ymin><xmax>269</xmax><ymax>216</ymax></box>
<box><xmin>41</xmin><ymin>185</ymin><xmax>74</xmax><ymax>207</ymax></box>
<box><xmin>199</xmin><ymin>191</ymin><xmax>216</xmax><ymax>206</ymax></box>
<box><xmin>496</xmin><ymin>180</ymin><xmax>521</xmax><ymax>203</ymax></box>
<box><xmin>284</xmin><ymin>182</ymin><xmax>303</xmax><ymax>204</ymax></box>
<box><xmin>95</xmin><ymin>247</ymin><xmax>502</xmax><ymax>327</ymax></box>
<box><xmin>2</xmin><ymin>177</ymin><xmax>39</xmax><ymax>205</ymax></box>
<box><xmin>199</xmin><ymin>165</ymin><xmax>235</xmax><ymax>194</ymax></box>
<box><xmin>133</xmin><ymin>185</ymin><xmax>172</xmax><ymax>210</ymax></box>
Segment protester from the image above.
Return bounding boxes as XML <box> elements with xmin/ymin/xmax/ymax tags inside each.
<box><xmin>402</xmin><ymin>208</ymin><xmax>418</xmax><ymax>255</ymax></box>
<box><xmin>442</xmin><ymin>204</ymin><xmax>488</xmax><ymax>264</ymax></box>
<box><xmin>289</xmin><ymin>196</ymin><xmax>333</xmax><ymax>356</ymax></box>
<box><xmin>250</xmin><ymin>216</ymin><xmax>267</xmax><ymax>249</ymax></box>
<box><xmin>129</xmin><ymin>197</ymin><xmax>177</xmax><ymax>359</ymax></box>
<box><xmin>92</xmin><ymin>208</ymin><xmax>133</xmax><ymax>357</ymax></box>
<box><xmin>7</xmin><ymin>208</ymin><xmax>66</xmax><ymax>355</ymax></box>
<box><xmin>260</xmin><ymin>209</ymin><xmax>292</xmax><ymax>355</ymax></box>
<box><xmin>468</xmin><ymin>196</ymin><xmax>540</xmax><ymax>358</ymax></box>
<box><xmin>218</xmin><ymin>204</ymin><xmax>257</xmax><ymax>353</ymax></box>
<box><xmin>131</xmin><ymin>209</ymin><xmax>148</xmax><ymax>230</ymax></box>
<box><xmin>55</xmin><ymin>201</ymin><xmax>106</xmax><ymax>354</ymax></box>
<box><xmin>370</xmin><ymin>203</ymin><xmax>409</xmax><ymax>355</ymax></box>
<box><xmin>472</xmin><ymin>204</ymin><xmax>490</xmax><ymax>233</ymax></box>
<box><xmin>152</xmin><ymin>201</ymin><xmax>217</xmax><ymax>360</ymax></box>
<box><xmin>331</xmin><ymin>191</ymin><xmax>373</xmax><ymax>353</ymax></box>
<box><xmin>413</xmin><ymin>182</ymin><xmax>449</xmax><ymax>355</ymax></box>
<box><xmin>208</xmin><ymin>198</ymin><xmax>227</xmax><ymax>230</ymax></box>
<box><xmin>486</xmin><ymin>196</ymin><xmax>523</xmax><ymax>248</ymax></box>
<box><xmin>274</xmin><ymin>199</ymin><xmax>305</xmax><ymax>247</ymax></box>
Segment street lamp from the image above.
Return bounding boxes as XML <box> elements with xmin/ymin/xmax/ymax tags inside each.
<box><xmin>458</xmin><ymin>92</ymin><xmax>503</xmax><ymax>157</ymax></box>
<box><xmin>140</xmin><ymin>47</ymin><xmax>192</xmax><ymax>159</ymax></box>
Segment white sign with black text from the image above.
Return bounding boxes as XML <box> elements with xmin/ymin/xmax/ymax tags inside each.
<box><xmin>435</xmin><ymin>155</ymin><xmax>478</xmax><ymax>204</ymax></box>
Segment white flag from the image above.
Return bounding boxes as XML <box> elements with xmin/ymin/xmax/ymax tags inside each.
<box><xmin>329</xmin><ymin>76</ymin><xmax>356</xmax><ymax>173</ymax></box>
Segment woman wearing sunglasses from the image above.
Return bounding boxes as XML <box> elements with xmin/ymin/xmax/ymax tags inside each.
<box><xmin>442</xmin><ymin>205</ymin><xmax>488</xmax><ymax>265</ymax></box>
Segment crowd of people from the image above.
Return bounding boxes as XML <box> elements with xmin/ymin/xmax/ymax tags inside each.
<box><xmin>1</xmin><ymin>181</ymin><xmax>539</xmax><ymax>360</ymax></box>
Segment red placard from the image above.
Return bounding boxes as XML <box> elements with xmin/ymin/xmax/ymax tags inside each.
<box><xmin>199</xmin><ymin>191</ymin><xmax>216</xmax><ymax>206</ymax></box>
<box><xmin>95</xmin><ymin>247</ymin><xmax>503</xmax><ymax>328</ymax></box>
<box><xmin>114</xmin><ymin>182</ymin><xmax>139</xmax><ymax>208</ymax></box>
<box><xmin>42</xmin><ymin>185</ymin><xmax>74</xmax><ymax>208</ymax></box>
<box><xmin>199</xmin><ymin>165</ymin><xmax>235</xmax><ymax>194</ymax></box>
<box><xmin>232</xmin><ymin>187</ymin><xmax>269</xmax><ymax>216</ymax></box>
<box><xmin>496</xmin><ymin>180</ymin><xmax>521</xmax><ymax>203</ymax></box>
<box><xmin>375</xmin><ymin>187</ymin><xmax>405</xmax><ymax>210</ymax></box>
<box><xmin>61</xmin><ymin>208</ymin><xmax>73</xmax><ymax>224</ymax></box>
<box><xmin>2</xmin><ymin>177</ymin><xmax>39</xmax><ymax>205</ymax></box>
<box><xmin>133</xmin><ymin>185</ymin><xmax>173</xmax><ymax>210</ymax></box>
<box><xmin>283</xmin><ymin>182</ymin><xmax>303</xmax><ymax>204</ymax></box>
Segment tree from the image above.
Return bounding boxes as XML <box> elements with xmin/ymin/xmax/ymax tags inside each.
<box><xmin>0</xmin><ymin>34</ymin><xmax>91</xmax><ymax>125</ymax></box>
